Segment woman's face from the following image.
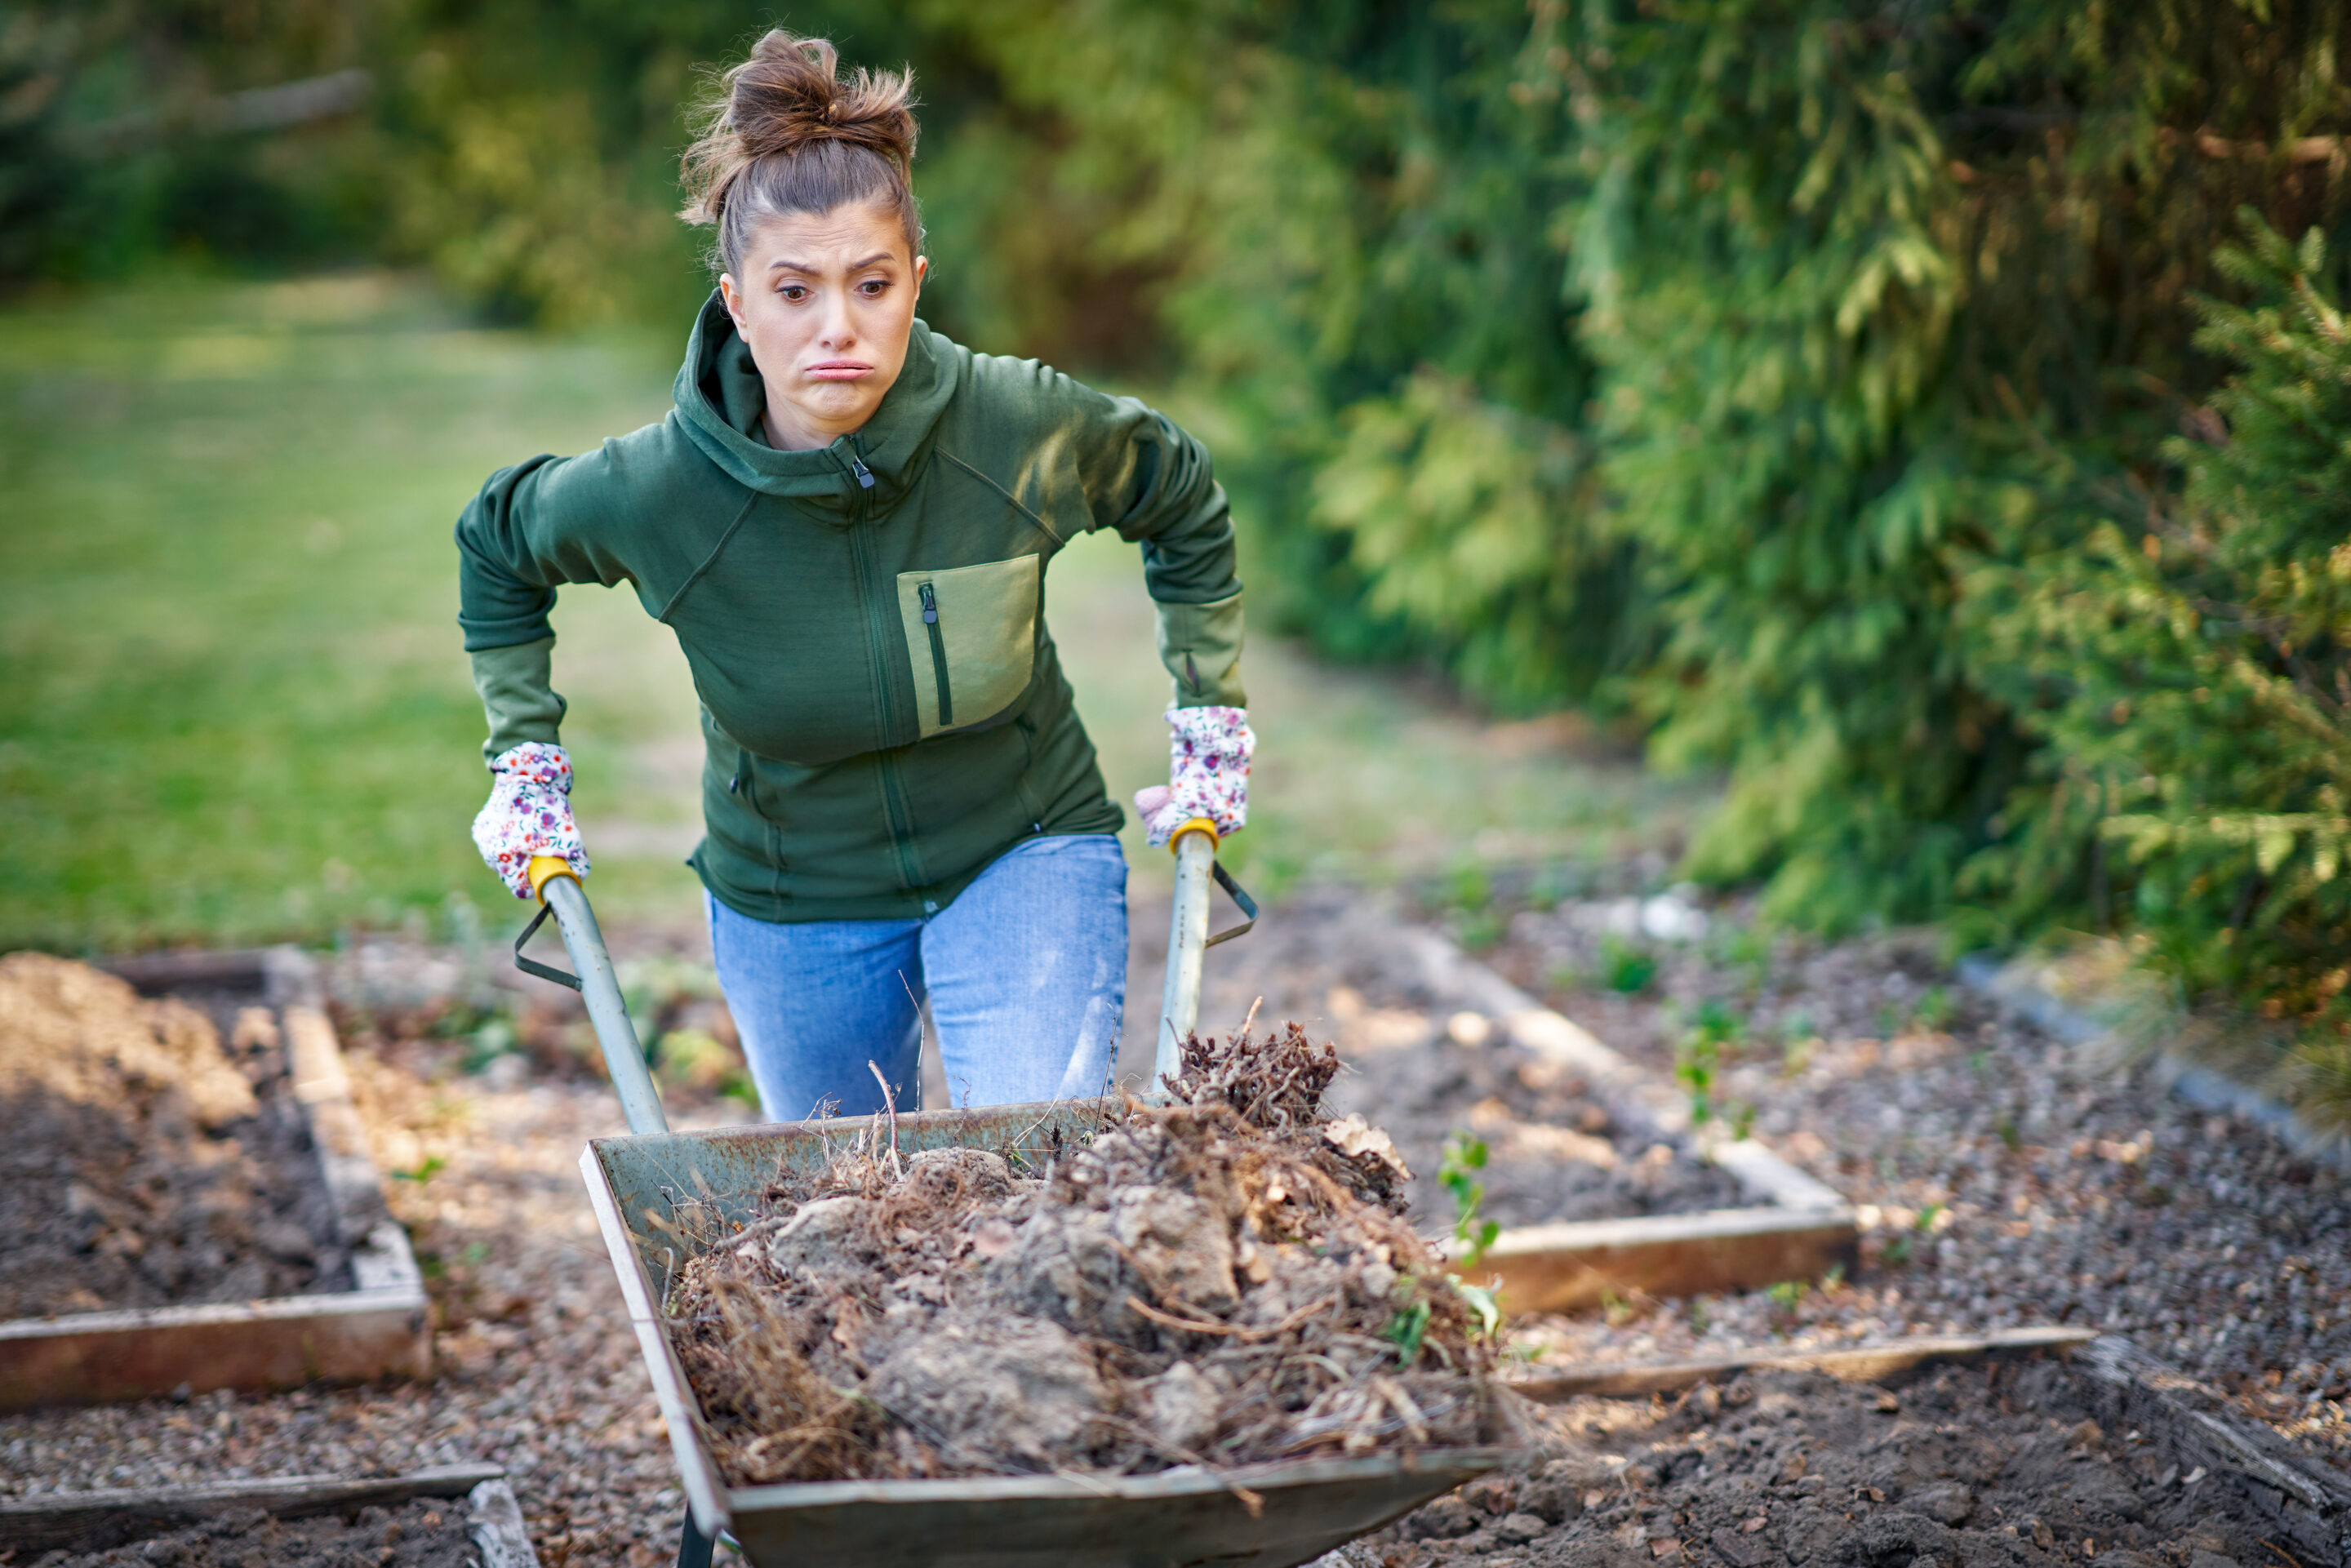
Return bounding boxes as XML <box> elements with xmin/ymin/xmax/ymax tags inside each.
<box><xmin>719</xmin><ymin>201</ymin><xmax>926</xmax><ymax>453</ymax></box>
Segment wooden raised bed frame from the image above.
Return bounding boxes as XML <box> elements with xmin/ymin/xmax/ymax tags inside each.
<box><xmin>1397</xmin><ymin>927</ymin><xmax>1859</xmax><ymax>1313</ymax></box>
<box><xmin>0</xmin><ymin>947</ymin><xmax>431</xmax><ymax>1410</ymax></box>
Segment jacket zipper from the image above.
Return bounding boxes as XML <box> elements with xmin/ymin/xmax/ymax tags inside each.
<box><xmin>918</xmin><ymin>581</ymin><xmax>953</xmax><ymax>727</ymax></box>
<box><xmin>844</xmin><ymin>434</ymin><xmax>928</xmax><ymax>892</ymax></box>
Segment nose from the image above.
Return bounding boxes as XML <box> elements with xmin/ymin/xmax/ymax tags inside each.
<box><xmin>819</xmin><ymin>291</ymin><xmax>856</xmax><ymax>351</ymax></box>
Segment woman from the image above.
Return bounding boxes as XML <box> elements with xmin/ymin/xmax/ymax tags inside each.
<box><xmin>456</xmin><ymin>31</ymin><xmax>1251</xmax><ymax>1122</ymax></box>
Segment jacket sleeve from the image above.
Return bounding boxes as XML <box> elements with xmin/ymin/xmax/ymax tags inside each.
<box><xmin>1085</xmin><ymin>399</ymin><xmax>1247</xmax><ymax>708</ymax></box>
<box><xmin>454</xmin><ymin>447</ymin><xmax>637</xmax><ymax>755</ymax></box>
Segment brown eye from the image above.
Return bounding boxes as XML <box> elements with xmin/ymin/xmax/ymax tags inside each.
<box><xmin>859</xmin><ymin>279</ymin><xmax>887</xmax><ymax>296</ymax></box>
<box><xmin>780</xmin><ymin>285</ymin><xmax>809</xmax><ymax>302</ymax></box>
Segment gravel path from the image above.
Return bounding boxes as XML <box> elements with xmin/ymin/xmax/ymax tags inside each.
<box><xmin>1469</xmin><ymin>896</ymin><xmax>2351</xmax><ymax>1468</ymax></box>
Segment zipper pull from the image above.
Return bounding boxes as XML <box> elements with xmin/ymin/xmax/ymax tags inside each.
<box><xmin>919</xmin><ymin>582</ymin><xmax>938</xmax><ymax>624</ymax></box>
<box><xmin>851</xmin><ymin>453</ymin><xmax>875</xmax><ymax>490</ymax></box>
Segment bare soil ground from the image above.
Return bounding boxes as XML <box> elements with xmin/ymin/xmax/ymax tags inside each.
<box><xmin>0</xmin><ymin>955</ymin><xmax>341</xmax><ymax>1317</ymax></box>
<box><xmin>1340</xmin><ymin>1359</ymin><xmax>2282</xmax><ymax>1568</ymax></box>
<box><xmin>4</xmin><ymin>886</ymin><xmax>2345</xmax><ymax>1566</ymax></box>
<box><xmin>26</xmin><ymin>1498</ymin><xmax>476</xmax><ymax>1567</ymax></box>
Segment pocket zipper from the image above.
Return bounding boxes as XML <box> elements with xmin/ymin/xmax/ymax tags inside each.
<box><xmin>918</xmin><ymin>581</ymin><xmax>953</xmax><ymax>726</ymax></box>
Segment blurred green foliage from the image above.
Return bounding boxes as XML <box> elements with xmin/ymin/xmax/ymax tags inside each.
<box><xmin>7</xmin><ymin>0</ymin><xmax>2350</xmax><ymax>1051</ymax></box>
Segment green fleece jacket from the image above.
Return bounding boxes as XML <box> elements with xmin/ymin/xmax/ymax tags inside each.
<box><xmin>455</xmin><ymin>293</ymin><xmax>1245</xmax><ymax>923</ymax></box>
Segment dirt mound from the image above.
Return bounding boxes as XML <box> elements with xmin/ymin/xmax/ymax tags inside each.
<box><xmin>1373</xmin><ymin>1358</ymin><xmax>2290</xmax><ymax>1567</ymax></box>
<box><xmin>0</xmin><ymin>953</ymin><xmax>326</xmax><ymax>1317</ymax></box>
<box><xmin>665</xmin><ymin>1024</ymin><xmax>1521</xmax><ymax>1486</ymax></box>
<box><xmin>31</xmin><ymin>1498</ymin><xmax>478</xmax><ymax>1566</ymax></box>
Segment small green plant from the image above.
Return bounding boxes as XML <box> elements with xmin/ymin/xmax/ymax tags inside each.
<box><xmin>1457</xmin><ymin>910</ymin><xmax>1508</xmax><ymax>952</ymax></box>
<box><xmin>1882</xmin><ymin>1203</ymin><xmax>1944</xmax><ymax>1265</ymax></box>
<box><xmin>1380</xmin><ymin>1298</ymin><xmax>1432</xmax><ymax>1365</ymax></box>
<box><xmin>1730</xmin><ymin>1101</ymin><xmax>1758</xmax><ymax>1141</ymax></box>
<box><xmin>1450</xmin><ymin>1278</ymin><xmax>1502</xmax><ymax>1339</ymax></box>
<box><xmin>1915</xmin><ymin>985</ymin><xmax>1956</xmax><ymax>1032</ymax></box>
<box><xmin>1996</xmin><ymin>1116</ymin><xmax>2022</xmax><ymax>1152</ymax></box>
<box><xmin>1440</xmin><ymin>1134</ymin><xmax>1500</xmax><ymax>1266</ymax></box>
<box><xmin>1599</xmin><ymin>933</ymin><xmax>1656</xmax><ymax>994</ymax></box>
<box><xmin>1675</xmin><ymin>1000</ymin><xmax>1742</xmax><ymax>1125</ymax></box>
<box><xmin>1764</xmin><ymin>1278</ymin><xmax>1809</xmax><ymax>1311</ymax></box>
<box><xmin>392</xmin><ymin>1155</ymin><xmax>447</xmax><ymax>1184</ymax></box>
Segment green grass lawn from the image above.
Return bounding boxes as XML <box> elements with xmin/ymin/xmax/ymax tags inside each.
<box><xmin>1</xmin><ymin>271</ymin><xmax>1705</xmax><ymax>953</ymax></box>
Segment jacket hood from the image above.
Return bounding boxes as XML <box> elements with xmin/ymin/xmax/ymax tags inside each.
<box><xmin>671</xmin><ymin>291</ymin><xmax>957</xmax><ymax>512</ymax></box>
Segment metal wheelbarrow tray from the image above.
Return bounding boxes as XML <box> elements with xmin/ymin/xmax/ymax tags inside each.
<box><xmin>519</xmin><ymin>824</ymin><xmax>1504</xmax><ymax>1567</ymax></box>
<box><xmin>580</xmin><ymin>1102</ymin><xmax>1504</xmax><ymax>1568</ymax></box>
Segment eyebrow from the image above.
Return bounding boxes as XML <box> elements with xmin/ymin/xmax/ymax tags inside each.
<box><xmin>767</xmin><ymin>251</ymin><xmax>898</xmax><ymax>273</ymax></box>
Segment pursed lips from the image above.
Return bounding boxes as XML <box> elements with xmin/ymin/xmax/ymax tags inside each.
<box><xmin>805</xmin><ymin>360</ymin><xmax>873</xmax><ymax>382</ymax></box>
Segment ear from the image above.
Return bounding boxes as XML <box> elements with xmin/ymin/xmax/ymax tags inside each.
<box><xmin>913</xmin><ymin>255</ymin><xmax>928</xmax><ymax>299</ymax></box>
<box><xmin>718</xmin><ymin>273</ymin><xmax>752</xmax><ymax>340</ymax></box>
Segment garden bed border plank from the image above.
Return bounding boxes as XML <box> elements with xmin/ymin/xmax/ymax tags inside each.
<box><xmin>1506</xmin><ymin>1325</ymin><xmax>2102</xmax><ymax>1400</ymax></box>
<box><xmin>0</xmin><ymin>948</ymin><xmax>430</xmax><ymax>1411</ymax></box>
<box><xmin>0</xmin><ymin>1463</ymin><xmax>535</xmax><ymax>1561</ymax></box>
<box><xmin>1394</xmin><ymin>926</ymin><xmax>1860</xmax><ymax>1311</ymax></box>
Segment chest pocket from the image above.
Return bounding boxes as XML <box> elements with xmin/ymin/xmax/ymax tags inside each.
<box><xmin>896</xmin><ymin>554</ymin><xmax>1041</xmax><ymax>739</ymax></box>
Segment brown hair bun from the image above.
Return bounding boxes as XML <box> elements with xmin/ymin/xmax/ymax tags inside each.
<box><xmin>679</xmin><ymin>30</ymin><xmax>922</xmax><ymax>277</ymax></box>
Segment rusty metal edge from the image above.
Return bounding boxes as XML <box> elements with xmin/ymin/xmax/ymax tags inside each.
<box><xmin>0</xmin><ymin>948</ymin><xmax>430</xmax><ymax>1410</ymax></box>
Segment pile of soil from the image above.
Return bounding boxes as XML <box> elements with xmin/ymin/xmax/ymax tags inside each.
<box><xmin>1367</xmin><ymin>1359</ymin><xmax>2282</xmax><ymax>1567</ymax></box>
<box><xmin>664</xmin><ymin>1024</ymin><xmax>1521</xmax><ymax>1486</ymax></box>
<box><xmin>0</xmin><ymin>954</ymin><xmax>334</xmax><ymax>1317</ymax></box>
<box><xmin>27</xmin><ymin>1499</ymin><xmax>478</xmax><ymax>1567</ymax></box>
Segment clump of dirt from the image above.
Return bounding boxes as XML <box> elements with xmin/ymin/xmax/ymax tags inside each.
<box><xmin>664</xmin><ymin>1024</ymin><xmax>1522</xmax><ymax>1486</ymax></box>
<box><xmin>0</xmin><ymin>954</ymin><xmax>330</xmax><ymax>1317</ymax></box>
<box><xmin>1370</xmin><ymin>1359</ymin><xmax>2285</xmax><ymax>1566</ymax></box>
<box><xmin>29</xmin><ymin>1498</ymin><xmax>477</xmax><ymax>1566</ymax></box>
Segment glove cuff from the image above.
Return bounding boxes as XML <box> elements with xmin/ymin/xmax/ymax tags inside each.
<box><xmin>489</xmin><ymin>740</ymin><xmax>573</xmax><ymax>794</ymax></box>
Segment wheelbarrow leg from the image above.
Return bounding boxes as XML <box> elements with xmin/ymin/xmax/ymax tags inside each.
<box><xmin>675</xmin><ymin>1513</ymin><xmax>714</xmax><ymax>1568</ymax></box>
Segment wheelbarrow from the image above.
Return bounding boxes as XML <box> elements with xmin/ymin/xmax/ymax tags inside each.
<box><xmin>513</xmin><ymin>821</ymin><xmax>1505</xmax><ymax>1567</ymax></box>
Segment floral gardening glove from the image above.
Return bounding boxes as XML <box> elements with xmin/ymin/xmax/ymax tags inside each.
<box><xmin>471</xmin><ymin>741</ymin><xmax>590</xmax><ymax>900</ymax></box>
<box><xmin>1132</xmin><ymin>705</ymin><xmax>1253</xmax><ymax>847</ymax></box>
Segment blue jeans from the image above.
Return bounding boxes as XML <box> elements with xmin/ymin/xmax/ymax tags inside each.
<box><xmin>708</xmin><ymin>833</ymin><xmax>1128</xmax><ymax>1121</ymax></box>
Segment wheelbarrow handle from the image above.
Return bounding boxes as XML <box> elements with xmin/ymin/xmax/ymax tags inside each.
<box><xmin>517</xmin><ymin>855</ymin><xmax>671</xmax><ymax>1135</ymax></box>
<box><xmin>1155</xmin><ymin>819</ymin><xmax>1257</xmax><ymax>1089</ymax></box>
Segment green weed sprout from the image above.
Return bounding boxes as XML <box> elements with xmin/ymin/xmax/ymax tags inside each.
<box><xmin>1675</xmin><ymin>999</ymin><xmax>1742</xmax><ymax>1125</ymax></box>
<box><xmin>1598</xmin><ymin>934</ymin><xmax>1656</xmax><ymax>994</ymax></box>
<box><xmin>1380</xmin><ymin>1299</ymin><xmax>1432</xmax><ymax>1365</ymax></box>
<box><xmin>1440</xmin><ymin>1134</ymin><xmax>1500</xmax><ymax>1266</ymax></box>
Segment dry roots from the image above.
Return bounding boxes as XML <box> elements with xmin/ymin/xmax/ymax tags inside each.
<box><xmin>661</xmin><ymin>1024</ymin><xmax>1516</xmax><ymax>1486</ymax></box>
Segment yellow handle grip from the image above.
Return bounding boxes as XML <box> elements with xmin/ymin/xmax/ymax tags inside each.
<box><xmin>527</xmin><ymin>854</ymin><xmax>577</xmax><ymax>902</ymax></box>
<box><xmin>1166</xmin><ymin>816</ymin><xmax>1220</xmax><ymax>855</ymax></box>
